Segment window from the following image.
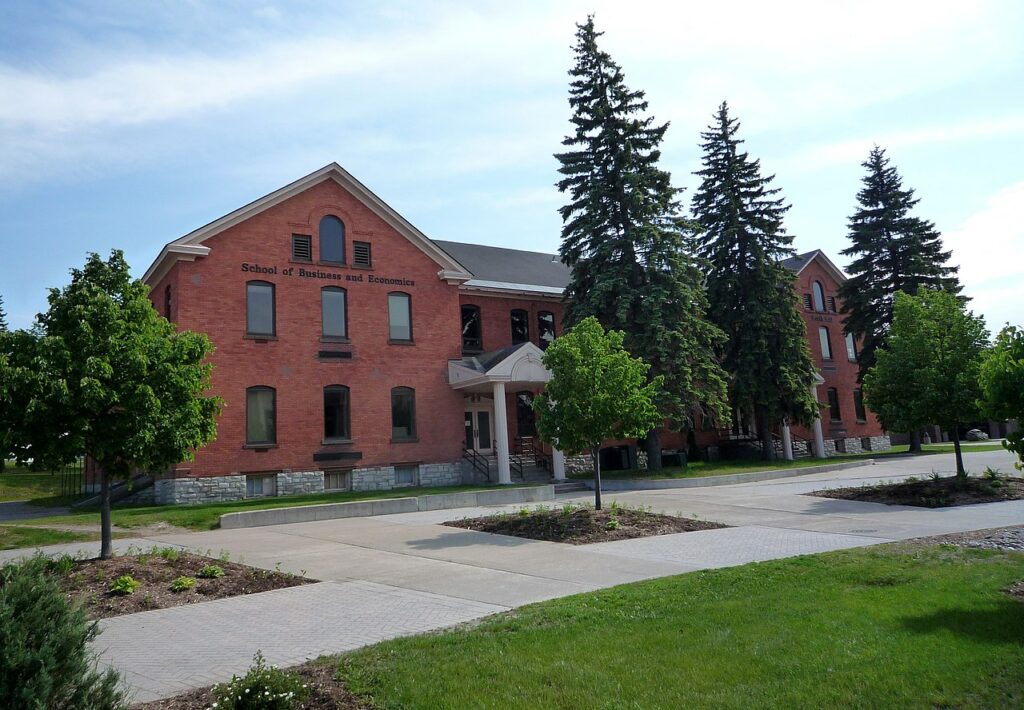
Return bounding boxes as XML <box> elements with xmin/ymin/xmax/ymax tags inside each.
<box><xmin>324</xmin><ymin>469</ymin><xmax>351</xmax><ymax>491</ymax></box>
<box><xmin>827</xmin><ymin>387</ymin><xmax>841</xmax><ymax>422</ymax></box>
<box><xmin>245</xmin><ymin>386</ymin><xmax>276</xmax><ymax>446</ymax></box>
<box><xmin>537</xmin><ymin>311</ymin><xmax>556</xmax><ymax>350</ymax></box>
<box><xmin>845</xmin><ymin>333</ymin><xmax>858</xmax><ymax>361</ymax></box>
<box><xmin>391</xmin><ymin>387</ymin><xmax>416</xmax><ymax>441</ymax></box>
<box><xmin>164</xmin><ymin>285</ymin><xmax>172</xmax><ymax>319</ymax></box>
<box><xmin>812</xmin><ymin>281</ymin><xmax>826</xmax><ymax>312</ymax></box>
<box><xmin>246</xmin><ymin>473</ymin><xmax>277</xmax><ymax>498</ymax></box>
<box><xmin>854</xmin><ymin>389</ymin><xmax>867</xmax><ymax>422</ymax></box>
<box><xmin>827</xmin><ymin>296</ymin><xmax>837</xmax><ymax>313</ymax></box>
<box><xmin>321</xmin><ymin>287</ymin><xmax>348</xmax><ymax>339</ymax></box>
<box><xmin>353</xmin><ymin>241</ymin><xmax>372</xmax><ymax>268</ymax></box>
<box><xmin>461</xmin><ymin>304</ymin><xmax>482</xmax><ymax>352</ymax></box>
<box><xmin>802</xmin><ymin>293</ymin><xmax>813</xmax><ymax>310</ymax></box>
<box><xmin>516</xmin><ymin>391</ymin><xmax>536</xmax><ymax>437</ymax></box>
<box><xmin>292</xmin><ymin>234</ymin><xmax>312</xmax><ymax>262</ymax></box>
<box><xmin>388</xmin><ymin>292</ymin><xmax>412</xmax><ymax>341</ymax></box>
<box><xmin>319</xmin><ymin>215</ymin><xmax>346</xmax><ymax>263</ymax></box>
<box><xmin>511</xmin><ymin>309</ymin><xmax>529</xmax><ymax>344</ymax></box>
<box><xmin>394</xmin><ymin>464</ymin><xmax>419</xmax><ymax>487</ymax></box>
<box><xmin>323</xmin><ymin>385</ymin><xmax>350</xmax><ymax>442</ymax></box>
<box><xmin>818</xmin><ymin>326</ymin><xmax>833</xmax><ymax>360</ymax></box>
<box><xmin>246</xmin><ymin>281</ymin><xmax>275</xmax><ymax>336</ymax></box>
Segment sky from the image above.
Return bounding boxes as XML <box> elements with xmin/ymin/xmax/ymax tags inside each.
<box><xmin>1</xmin><ymin>0</ymin><xmax>1022</xmax><ymax>332</ymax></box>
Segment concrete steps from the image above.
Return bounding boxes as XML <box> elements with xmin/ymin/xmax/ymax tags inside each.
<box><xmin>553</xmin><ymin>481</ymin><xmax>588</xmax><ymax>493</ymax></box>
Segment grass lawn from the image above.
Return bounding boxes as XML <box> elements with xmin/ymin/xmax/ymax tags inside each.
<box><xmin>336</xmin><ymin>544</ymin><xmax>1024</xmax><ymax>709</ymax></box>
<box><xmin>8</xmin><ymin>484</ymin><xmax>531</xmax><ymax>533</ymax></box>
<box><xmin>0</xmin><ymin>525</ymin><xmax>94</xmax><ymax>551</ymax></box>
<box><xmin>0</xmin><ymin>467</ymin><xmax>66</xmax><ymax>503</ymax></box>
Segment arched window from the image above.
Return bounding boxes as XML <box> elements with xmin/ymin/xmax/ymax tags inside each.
<box><xmin>246</xmin><ymin>281</ymin><xmax>275</xmax><ymax>336</ymax></box>
<box><xmin>321</xmin><ymin>287</ymin><xmax>348</xmax><ymax>339</ymax></box>
<box><xmin>812</xmin><ymin>281</ymin><xmax>826</xmax><ymax>312</ymax></box>
<box><xmin>818</xmin><ymin>326</ymin><xmax>833</xmax><ymax>361</ymax></box>
<box><xmin>388</xmin><ymin>292</ymin><xmax>412</xmax><ymax>342</ymax></box>
<box><xmin>845</xmin><ymin>333</ymin><xmax>858</xmax><ymax>361</ymax></box>
<box><xmin>461</xmin><ymin>304</ymin><xmax>482</xmax><ymax>352</ymax></box>
<box><xmin>510</xmin><ymin>309</ymin><xmax>529</xmax><ymax>344</ymax></box>
<box><xmin>827</xmin><ymin>387</ymin><xmax>842</xmax><ymax>423</ymax></box>
<box><xmin>323</xmin><ymin>385</ymin><xmax>350</xmax><ymax>441</ymax></box>
<box><xmin>516</xmin><ymin>391</ymin><xmax>536</xmax><ymax>437</ymax></box>
<box><xmin>391</xmin><ymin>387</ymin><xmax>416</xmax><ymax>441</ymax></box>
<box><xmin>319</xmin><ymin>215</ymin><xmax>346</xmax><ymax>264</ymax></box>
<box><xmin>537</xmin><ymin>311</ymin><xmax>556</xmax><ymax>350</ymax></box>
<box><xmin>245</xmin><ymin>386</ymin><xmax>276</xmax><ymax>446</ymax></box>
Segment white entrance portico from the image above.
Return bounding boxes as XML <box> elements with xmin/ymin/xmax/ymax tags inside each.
<box><xmin>448</xmin><ymin>342</ymin><xmax>565</xmax><ymax>484</ymax></box>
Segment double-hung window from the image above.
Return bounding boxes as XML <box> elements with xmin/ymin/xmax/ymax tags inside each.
<box><xmin>246</xmin><ymin>281</ymin><xmax>275</xmax><ymax>337</ymax></box>
<box><xmin>323</xmin><ymin>385</ymin><xmax>350</xmax><ymax>442</ymax></box>
<box><xmin>245</xmin><ymin>386</ymin><xmax>276</xmax><ymax>446</ymax></box>
<box><xmin>388</xmin><ymin>292</ymin><xmax>412</xmax><ymax>342</ymax></box>
<box><xmin>391</xmin><ymin>387</ymin><xmax>416</xmax><ymax>441</ymax></box>
<box><xmin>321</xmin><ymin>287</ymin><xmax>348</xmax><ymax>340</ymax></box>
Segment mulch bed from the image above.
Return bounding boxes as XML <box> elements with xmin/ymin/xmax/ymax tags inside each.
<box><xmin>134</xmin><ymin>661</ymin><xmax>366</xmax><ymax>709</ymax></box>
<box><xmin>57</xmin><ymin>549</ymin><xmax>310</xmax><ymax>619</ymax></box>
<box><xmin>810</xmin><ymin>475</ymin><xmax>1024</xmax><ymax>508</ymax></box>
<box><xmin>445</xmin><ymin>505</ymin><xmax>727</xmax><ymax>544</ymax></box>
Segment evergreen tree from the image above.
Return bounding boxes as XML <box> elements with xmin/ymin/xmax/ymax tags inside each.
<box><xmin>555</xmin><ymin>17</ymin><xmax>731</xmax><ymax>469</ymax></box>
<box><xmin>839</xmin><ymin>146</ymin><xmax>961</xmax><ymax>379</ymax></box>
<box><xmin>691</xmin><ymin>102</ymin><xmax>819</xmax><ymax>459</ymax></box>
<box><xmin>0</xmin><ymin>295</ymin><xmax>7</xmax><ymax>332</ymax></box>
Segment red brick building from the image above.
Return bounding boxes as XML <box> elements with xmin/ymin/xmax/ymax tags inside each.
<box><xmin>141</xmin><ymin>163</ymin><xmax>887</xmax><ymax>504</ymax></box>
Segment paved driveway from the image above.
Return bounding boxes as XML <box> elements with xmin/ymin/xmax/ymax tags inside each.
<box><xmin>8</xmin><ymin>449</ymin><xmax>1023</xmax><ymax>703</ymax></box>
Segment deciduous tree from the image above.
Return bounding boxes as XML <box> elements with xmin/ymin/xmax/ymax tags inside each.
<box><xmin>979</xmin><ymin>325</ymin><xmax>1024</xmax><ymax>469</ymax></box>
<box><xmin>533</xmin><ymin>317</ymin><xmax>661</xmax><ymax>509</ymax></box>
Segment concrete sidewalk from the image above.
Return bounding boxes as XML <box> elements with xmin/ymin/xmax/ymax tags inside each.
<box><xmin>7</xmin><ymin>448</ymin><xmax>1023</xmax><ymax>702</ymax></box>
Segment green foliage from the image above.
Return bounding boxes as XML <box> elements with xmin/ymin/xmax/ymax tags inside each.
<box><xmin>154</xmin><ymin>546</ymin><xmax>181</xmax><ymax>562</ymax></box>
<box><xmin>3</xmin><ymin>250</ymin><xmax>222</xmax><ymax>557</ymax></box>
<box><xmin>107</xmin><ymin>575</ymin><xmax>141</xmax><ymax>596</ymax></box>
<box><xmin>555</xmin><ymin>17</ymin><xmax>730</xmax><ymax>450</ymax></box>
<box><xmin>197</xmin><ymin>564</ymin><xmax>226</xmax><ymax>579</ymax></box>
<box><xmin>690</xmin><ymin>102</ymin><xmax>819</xmax><ymax>449</ymax></box>
<box><xmin>0</xmin><ymin>555</ymin><xmax>126</xmax><ymax>709</ymax></box>
<box><xmin>169</xmin><ymin>575</ymin><xmax>197</xmax><ymax>592</ymax></box>
<box><xmin>839</xmin><ymin>147</ymin><xmax>962</xmax><ymax>378</ymax></box>
<box><xmin>979</xmin><ymin>325</ymin><xmax>1024</xmax><ymax>469</ymax></box>
<box><xmin>864</xmin><ymin>289</ymin><xmax>987</xmax><ymax>475</ymax></box>
<box><xmin>0</xmin><ymin>294</ymin><xmax>7</xmax><ymax>332</ymax></box>
<box><xmin>213</xmin><ymin>650</ymin><xmax>308</xmax><ymax>710</ymax></box>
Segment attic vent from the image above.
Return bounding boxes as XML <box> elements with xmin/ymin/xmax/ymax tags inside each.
<box><xmin>292</xmin><ymin>234</ymin><xmax>312</xmax><ymax>262</ymax></box>
<box><xmin>802</xmin><ymin>293</ymin><xmax>813</xmax><ymax>311</ymax></box>
<box><xmin>353</xmin><ymin>241</ymin><xmax>372</xmax><ymax>268</ymax></box>
<box><xmin>827</xmin><ymin>296</ymin><xmax>837</xmax><ymax>313</ymax></box>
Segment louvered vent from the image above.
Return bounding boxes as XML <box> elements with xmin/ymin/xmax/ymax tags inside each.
<box><xmin>292</xmin><ymin>234</ymin><xmax>312</xmax><ymax>261</ymax></box>
<box><xmin>353</xmin><ymin>241</ymin><xmax>372</xmax><ymax>268</ymax></box>
<box><xmin>802</xmin><ymin>293</ymin><xmax>813</xmax><ymax>310</ymax></box>
<box><xmin>827</xmin><ymin>296</ymin><xmax>837</xmax><ymax>313</ymax></box>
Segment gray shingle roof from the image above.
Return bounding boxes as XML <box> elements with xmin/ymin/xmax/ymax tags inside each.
<box><xmin>432</xmin><ymin>240</ymin><xmax>570</xmax><ymax>290</ymax></box>
<box><xmin>781</xmin><ymin>250</ymin><xmax>817</xmax><ymax>273</ymax></box>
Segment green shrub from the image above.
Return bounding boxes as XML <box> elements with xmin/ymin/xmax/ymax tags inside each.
<box><xmin>197</xmin><ymin>564</ymin><xmax>226</xmax><ymax>579</ymax></box>
<box><xmin>108</xmin><ymin>575</ymin><xmax>140</xmax><ymax>596</ymax></box>
<box><xmin>169</xmin><ymin>576</ymin><xmax>197</xmax><ymax>593</ymax></box>
<box><xmin>213</xmin><ymin>651</ymin><xmax>308</xmax><ymax>709</ymax></box>
<box><xmin>0</xmin><ymin>555</ymin><xmax>126</xmax><ymax>709</ymax></box>
<box><xmin>153</xmin><ymin>546</ymin><xmax>181</xmax><ymax>561</ymax></box>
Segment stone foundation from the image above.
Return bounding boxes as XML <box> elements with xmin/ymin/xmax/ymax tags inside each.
<box><xmin>154</xmin><ymin>475</ymin><xmax>246</xmax><ymax>505</ymax></box>
<box><xmin>417</xmin><ymin>462</ymin><xmax>462</xmax><ymax>487</ymax></box>
<box><xmin>564</xmin><ymin>453</ymin><xmax>594</xmax><ymax>474</ymax></box>
<box><xmin>276</xmin><ymin>470</ymin><xmax>324</xmax><ymax>496</ymax></box>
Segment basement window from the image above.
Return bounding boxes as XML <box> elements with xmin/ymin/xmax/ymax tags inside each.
<box><xmin>246</xmin><ymin>473</ymin><xmax>277</xmax><ymax>498</ymax></box>
<box><xmin>394</xmin><ymin>465</ymin><xmax>419</xmax><ymax>487</ymax></box>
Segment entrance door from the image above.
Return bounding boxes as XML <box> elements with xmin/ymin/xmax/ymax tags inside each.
<box><xmin>464</xmin><ymin>402</ymin><xmax>494</xmax><ymax>453</ymax></box>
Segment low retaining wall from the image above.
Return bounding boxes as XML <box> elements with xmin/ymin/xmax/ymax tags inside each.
<box><xmin>219</xmin><ymin>484</ymin><xmax>554</xmax><ymax>529</ymax></box>
<box><xmin>581</xmin><ymin>460</ymin><xmax>874</xmax><ymax>491</ymax></box>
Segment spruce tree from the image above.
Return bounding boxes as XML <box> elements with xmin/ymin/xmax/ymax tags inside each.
<box><xmin>0</xmin><ymin>295</ymin><xmax>7</xmax><ymax>332</ymax></box>
<box><xmin>555</xmin><ymin>17</ymin><xmax>730</xmax><ymax>469</ymax></box>
<box><xmin>691</xmin><ymin>102</ymin><xmax>819</xmax><ymax>459</ymax></box>
<box><xmin>839</xmin><ymin>146</ymin><xmax>961</xmax><ymax>379</ymax></box>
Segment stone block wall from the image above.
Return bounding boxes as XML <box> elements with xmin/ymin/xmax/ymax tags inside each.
<box><xmin>863</xmin><ymin>434</ymin><xmax>891</xmax><ymax>452</ymax></box>
<box><xmin>351</xmin><ymin>466</ymin><xmax>395</xmax><ymax>491</ymax></box>
<box><xmin>154</xmin><ymin>475</ymin><xmax>246</xmax><ymax>505</ymax></box>
<box><xmin>565</xmin><ymin>453</ymin><xmax>594</xmax><ymax>474</ymax></box>
<box><xmin>276</xmin><ymin>470</ymin><xmax>324</xmax><ymax>496</ymax></box>
<box><xmin>418</xmin><ymin>462</ymin><xmax>461</xmax><ymax>487</ymax></box>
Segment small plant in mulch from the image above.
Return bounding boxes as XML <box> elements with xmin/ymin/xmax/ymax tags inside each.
<box><xmin>810</xmin><ymin>472</ymin><xmax>1024</xmax><ymax>508</ymax></box>
<box><xmin>446</xmin><ymin>502</ymin><xmax>727</xmax><ymax>544</ymax></box>
<box><xmin>197</xmin><ymin>564</ymin><xmax>225</xmax><ymax>579</ymax></box>
<box><xmin>212</xmin><ymin>651</ymin><xmax>308</xmax><ymax>710</ymax></box>
<box><xmin>108</xmin><ymin>574</ymin><xmax>141</xmax><ymax>596</ymax></box>
<box><xmin>169</xmin><ymin>576</ymin><xmax>197</xmax><ymax>593</ymax></box>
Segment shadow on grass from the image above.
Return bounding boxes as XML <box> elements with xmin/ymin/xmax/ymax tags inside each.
<box><xmin>900</xmin><ymin>601</ymin><xmax>1024</xmax><ymax>644</ymax></box>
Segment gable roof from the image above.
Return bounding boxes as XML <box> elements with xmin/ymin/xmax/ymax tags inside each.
<box><xmin>432</xmin><ymin>240</ymin><xmax>570</xmax><ymax>296</ymax></box>
<box><xmin>782</xmin><ymin>249</ymin><xmax>848</xmax><ymax>284</ymax></box>
<box><xmin>142</xmin><ymin>163</ymin><xmax>473</xmax><ymax>286</ymax></box>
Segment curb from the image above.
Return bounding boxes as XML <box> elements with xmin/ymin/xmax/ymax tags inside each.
<box><xmin>219</xmin><ymin>484</ymin><xmax>554</xmax><ymax>529</ymax></box>
<box><xmin>577</xmin><ymin>460</ymin><xmax>875</xmax><ymax>491</ymax></box>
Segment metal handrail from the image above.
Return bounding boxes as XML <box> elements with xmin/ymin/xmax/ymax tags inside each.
<box><xmin>462</xmin><ymin>447</ymin><xmax>491</xmax><ymax>481</ymax></box>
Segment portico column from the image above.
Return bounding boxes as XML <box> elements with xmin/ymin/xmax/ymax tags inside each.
<box><xmin>492</xmin><ymin>381</ymin><xmax>511</xmax><ymax>484</ymax></box>
<box><xmin>810</xmin><ymin>383</ymin><xmax>827</xmax><ymax>459</ymax></box>
<box><xmin>552</xmin><ymin>448</ymin><xmax>566</xmax><ymax>481</ymax></box>
<box><xmin>781</xmin><ymin>420</ymin><xmax>794</xmax><ymax>461</ymax></box>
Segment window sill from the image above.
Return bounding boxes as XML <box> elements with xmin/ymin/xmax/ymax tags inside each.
<box><xmin>321</xmin><ymin>336</ymin><xmax>350</xmax><ymax>344</ymax></box>
<box><xmin>242</xmin><ymin>444</ymin><xmax>278</xmax><ymax>450</ymax></box>
<box><xmin>388</xmin><ymin>339</ymin><xmax>415</xmax><ymax>346</ymax></box>
<box><xmin>288</xmin><ymin>259</ymin><xmax>313</xmax><ymax>266</ymax></box>
<box><xmin>322</xmin><ymin>438</ymin><xmax>354</xmax><ymax>445</ymax></box>
<box><xmin>244</xmin><ymin>334</ymin><xmax>278</xmax><ymax>341</ymax></box>
<box><xmin>391</xmin><ymin>437</ymin><xmax>419</xmax><ymax>444</ymax></box>
<box><xmin>351</xmin><ymin>264</ymin><xmax>373</xmax><ymax>270</ymax></box>
<box><xmin>317</xmin><ymin>260</ymin><xmax>347</xmax><ymax>268</ymax></box>
<box><xmin>856</xmin><ymin>419</ymin><xmax>867</xmax><ymax>424</ymax></box>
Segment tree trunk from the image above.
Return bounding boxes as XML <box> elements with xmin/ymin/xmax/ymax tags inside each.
<box><xmin>908</xmin><ymin>430</ymin><xmax>922</xmax><ymax>453</ymax></box>
<box><xmin>756</xmin><ymin>405</ymin><xmax>776</xmax><ymax>461</ymax></box>
<box><xmin>591</xmin><ymin>445</ymin><xmax>602</xmax><ymax>511</ymax></box>
<box><xmin>952</xmin><ymin>426</ymin><xmax>966</xmax><ymax>478</ymax></box>
<box><xmin>644</xmin><ymin>429</ymin><xmax>662</xmax><ymax>472</ymax></box>
<box><xmin>99</xmin><ymin>469</ymin><xmax>113</xmax><ymax>560</ymax></box>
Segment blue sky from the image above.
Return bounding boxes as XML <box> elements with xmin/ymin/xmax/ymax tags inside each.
<box><xmin>1</xmin><ymin>0</ymin><xmax>1022</xmax><ymax>331</ymax></box>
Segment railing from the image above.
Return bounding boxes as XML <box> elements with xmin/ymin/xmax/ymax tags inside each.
<box><xmin>462</xmin><ymin>447</ymin><xmax>491</xmax><ymax>482</ymax></box>
<box><xmin>509</xmin><ymin>456</ymin><xmax>523</xmax><ymax>477</ymax></box>
<box><xmin>59</xmin><ymin>457</ymin><xmax>85</xmax><ymax>499</ymax></box>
